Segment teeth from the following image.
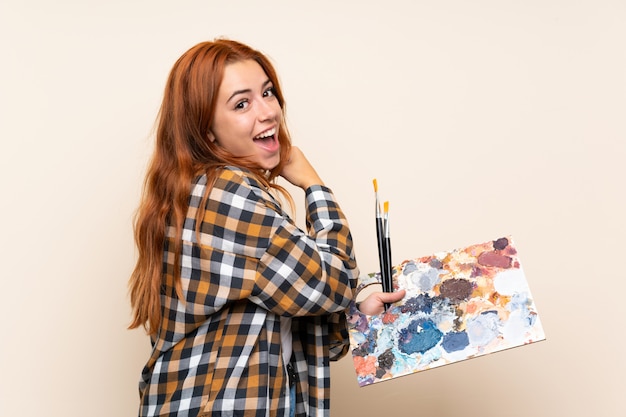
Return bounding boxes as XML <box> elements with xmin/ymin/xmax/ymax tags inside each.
<box><xmin>254</xmin><ymin>128</ymin><xmax>276</xmax><ymax>139</ymax></box>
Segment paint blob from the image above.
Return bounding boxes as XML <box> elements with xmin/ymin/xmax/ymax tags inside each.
<box><xmin>466</xmin><ymin>311</ymin><xmax>500</xmax><ymax>347</ymax></box>
<box><xmin>442</xmin><ymin>331</ymin><xmax>470</xmax><ymax>353</ymax></box>
<box><xmin>398</xmin><ymin>319</ymin><xmax>443</xmax><ymax>355</ymax></box>
<box><xmin>493</xmin><ymin>237</ymin><xmax>509</xmax><ymax>250</ymax></box>
<box><xmin>439</xmin><ymin>278</ymin><xmax>474</xmax><ymax>302</ymax></box>
<box><xmin>478</xmin><ymin>251</ymin><xmax>512</xmax><ymax>268</ymax></box>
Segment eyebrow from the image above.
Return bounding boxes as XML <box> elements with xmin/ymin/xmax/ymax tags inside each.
<box><xmin>226</xmin><ymin>79</ymin><xmax>272</xmax><ymax>104</ymax></box>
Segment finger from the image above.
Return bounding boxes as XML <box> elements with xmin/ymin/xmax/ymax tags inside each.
<box><xmin>379</xmin><ymin>290</ymin><xmax>406</xmax><ymax>303</ymax></box>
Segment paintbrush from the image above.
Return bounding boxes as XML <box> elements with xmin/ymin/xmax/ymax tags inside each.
<box><xmin>383</xmin><ymin>201</ymin><xmax>393</xmax><ymax>310</ymax></box>
<box><xmin>373</xmin><ymin>179</ymin><xmax>390</xmax><ymax>311</ymax></box>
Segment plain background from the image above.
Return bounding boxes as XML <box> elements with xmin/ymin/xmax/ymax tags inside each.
<box><xmin>1</xmin><ymin>1</ymin><xmax>624</xmax><ymax>416</ymax></box>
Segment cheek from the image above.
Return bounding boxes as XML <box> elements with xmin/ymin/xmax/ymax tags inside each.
<box><xmin>274</xmin><ymin>104</ymin><xmax>284</xmax><ymax>120</ymax></box>
<box><xmin>212</xmin><ymin>116</ymin><xmax>247</xmax><ymax>144</ymax></box>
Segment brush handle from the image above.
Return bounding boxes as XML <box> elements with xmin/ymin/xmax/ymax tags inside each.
<box><xmin>384</xmin><ymin>235</ymin><xmax>393</xmax><ymax>296</ymax></box>
<box><xmin>376</xmin><ymin>217</ymin><xmax>391</xmax><ymax>311</ymax></box>
<box><xmin>376</xmin><ymin>217</ymin><xmax>387</xmax><ymax>289</ymax></box>
<box><xmin>384</xmin><ymin>211</ymin><xmax>392</xmax><ymax>298</ymax></box>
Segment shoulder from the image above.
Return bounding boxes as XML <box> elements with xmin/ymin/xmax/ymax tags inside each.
<box><xmin>192</xmin><ymin>166</ymin><xmax>281</xmax><ymax>216</ymax></box>
<box><xmin>197</xmin><ymin>167</ymin><xmax>285</xmax><ymax>250</ymax></box>
<box><xmin>216</xmin><ymin>166</ymin><xmax>263</xmax><ymax>189</ymax></box>
<box><xmin>190</xmin><ymin>166</ymin><xmax>263</xmax><ymax>195</ymax></box>
<box><xmin>211</xmin><ymin>166</ymin><xmax>268</xmax><ymax>202</ymax></box>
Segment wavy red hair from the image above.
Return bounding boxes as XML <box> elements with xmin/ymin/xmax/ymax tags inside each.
<box><xmin>128</xmin><ymin>39</ymin><xmax>293</xmax><ymax>334</ymax></box>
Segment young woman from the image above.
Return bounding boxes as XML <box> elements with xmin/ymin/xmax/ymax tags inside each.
<box><xmin>128</xmin><ymin>39</ymin><xmax>404</xmax><ymax>417</ymax></box>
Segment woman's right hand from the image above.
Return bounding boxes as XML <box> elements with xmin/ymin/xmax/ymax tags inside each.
<box><xmin>279</xmin><ymin>146</ymin><xmax>325</xmax><ymax>190</ymax></box>
<box><xmin>358</xmin><ymin>290</ymin><xmax>406</xmax><ymax>316</ymax></box>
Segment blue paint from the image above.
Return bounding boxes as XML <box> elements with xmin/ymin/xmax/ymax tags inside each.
<box><xmin>403</xmin><ymin>261</ymin><xmax>418</xmax><ymax>275</ymax></box>
<box><xmin>508</xmin><ymin>294</ymin><xmax>537</xmax><ymax>327</ymax></box>
<box><xmin>398</xmin><ymin>319</ymin><xmax>443</xmax><ymax>355</ymax></box>
<box><xmin>442</xmin><ymin>331</ymin><xmax>470</xmax><ymax>353</ymax></box>
<box><xmin>466</xmin><ymin>311</ymin><xmax>500</xmax><ymax>346</ymax></box>
<box><xmin>417</xmin><ymin>267</ymin><xmax>441</xmax><ymax>292</ymax></box>
<box><xmin>509</xmin><ymin>293</ymin><xmax>531</xmax><ymax>311</ymax></box>
<box><xmin>354</xmin><ymin>326</ymin><xmax>379</xmax><ymax>357</ymax></box>
<box><xmin>358</xmin><ymin>375</ymin><xmax>375</xmax><ymax>387</ymax></box>
<box><xmin>401</xmin><ymin>293</ymin><xmax>436</xmax><ymax>314</ymax></box>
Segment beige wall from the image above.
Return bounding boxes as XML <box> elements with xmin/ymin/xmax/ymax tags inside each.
<box><xmin>1</xmin><ymin>1</ymin><xmax>624</xmax><ymax>416</ymax></box>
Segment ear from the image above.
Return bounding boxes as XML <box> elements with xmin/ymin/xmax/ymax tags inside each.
<box><xmin>207</xmin><ymin>130</ymin><xmax>217</xmax><ymax>143</ymax></box>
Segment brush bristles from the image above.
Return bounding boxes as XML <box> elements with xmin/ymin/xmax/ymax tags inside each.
<box><xmin>384</xmin><ymin>201</ymin><xmax>389</xmax><ymax>214</ymax></box>
<box><xmin>373</xmin><ymin>178</ymin><xmax>378</xmax><ymax>192</ymax></box>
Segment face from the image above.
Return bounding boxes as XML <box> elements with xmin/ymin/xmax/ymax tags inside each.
<box><xmin>208</xmin><ymin>59</ymin><xmax>282</xmax><ymax>170</ymax></box>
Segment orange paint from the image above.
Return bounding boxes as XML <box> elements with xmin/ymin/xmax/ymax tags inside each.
<box><xmin>382</xmin><ymin>311</ymin><xmax>399</xmax><ymax>324</ymax></box>
<box><xmin>353</xmin><ymin>355</ymin><xmax>377</xmax><ymax>377</ymax></box>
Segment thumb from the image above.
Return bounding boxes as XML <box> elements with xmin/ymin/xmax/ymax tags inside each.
<box><xmin>357</xmin><ymin>289</ymin><xmax>407</xmax><ymax>316</ymax></box>
<box><xmin>380</xmin><ymin>289</ymin><xmax>406</xmax><ymax>303</ymax></box>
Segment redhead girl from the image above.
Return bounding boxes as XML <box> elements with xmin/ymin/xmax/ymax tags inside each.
<box><xmin>128</xmin><ymin>39</ymin><xmax>403</xmax><ymax>417</ymax></box>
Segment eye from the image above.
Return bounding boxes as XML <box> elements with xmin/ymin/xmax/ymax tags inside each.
<box><xmin>263</xmin><ymin>86</ymin><xmax>276</xmax><ymax>98</ymax></box>
<box><xmin>234</xmin><ymin>99</ymin><xmax>249</xmax><ymax>110</ymax></box>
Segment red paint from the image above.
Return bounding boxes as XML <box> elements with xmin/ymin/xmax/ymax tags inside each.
<box><xmin>478</xmin><ymin>251</ymin><xmax>512</xmax><ymax>268</ymax></box>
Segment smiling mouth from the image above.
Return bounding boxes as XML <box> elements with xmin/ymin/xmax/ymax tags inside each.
<box><xmin>253</xmin><ymin>127</ymin><xmax>279</xmax><ymax>151</ymax></box>
<box><xmin>254</xmin><ymin>127</ymin><xmax>276</xmax><ymax>142</ymax></box>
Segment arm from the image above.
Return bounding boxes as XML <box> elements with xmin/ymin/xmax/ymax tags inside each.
<box><xmin>327</xmin><ymin>312</ymin><xmax>351</xmax><ymax>361</ymax></box>
<box><xmin>278</xmin><ymin>147</ymin><xmax>404</xmax><ymax>317</ymax></box>
<box><xmin>253</xmin><ymin>183</ymin><xmax>357</xmax><ymax>316</ymax></box>
<box><xmin>196</xmin><ymin>165</ymin><xmax>357</xmax><ymax>317</ymax></box>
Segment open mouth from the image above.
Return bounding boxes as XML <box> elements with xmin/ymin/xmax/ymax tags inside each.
<box><xmin>253</xmin><ymin>127</ymin><xmax>279</xmax><ymax>151</ymax></box>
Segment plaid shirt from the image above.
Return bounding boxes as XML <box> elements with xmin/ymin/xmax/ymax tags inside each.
<box><xmin>138</xmin><ymin>167</ymin><xmax>358</xmax><ymax>417</ymax></box>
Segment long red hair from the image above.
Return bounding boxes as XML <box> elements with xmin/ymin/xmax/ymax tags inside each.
<box><xmin>128</xmin><ymin>39</ymin><xmax>292</xmax><ymax>334</ymax></box>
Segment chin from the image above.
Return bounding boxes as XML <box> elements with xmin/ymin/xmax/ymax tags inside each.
<box><xmin>259</xmin><ymin>156</ymin><xmax>281</xmax><ymax>171</ymax></box>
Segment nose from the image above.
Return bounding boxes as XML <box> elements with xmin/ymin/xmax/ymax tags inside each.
<box><xmin>257</xmin><ymin>98</ymin><xmax>278</xmax><ymax>122</ymax></box>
